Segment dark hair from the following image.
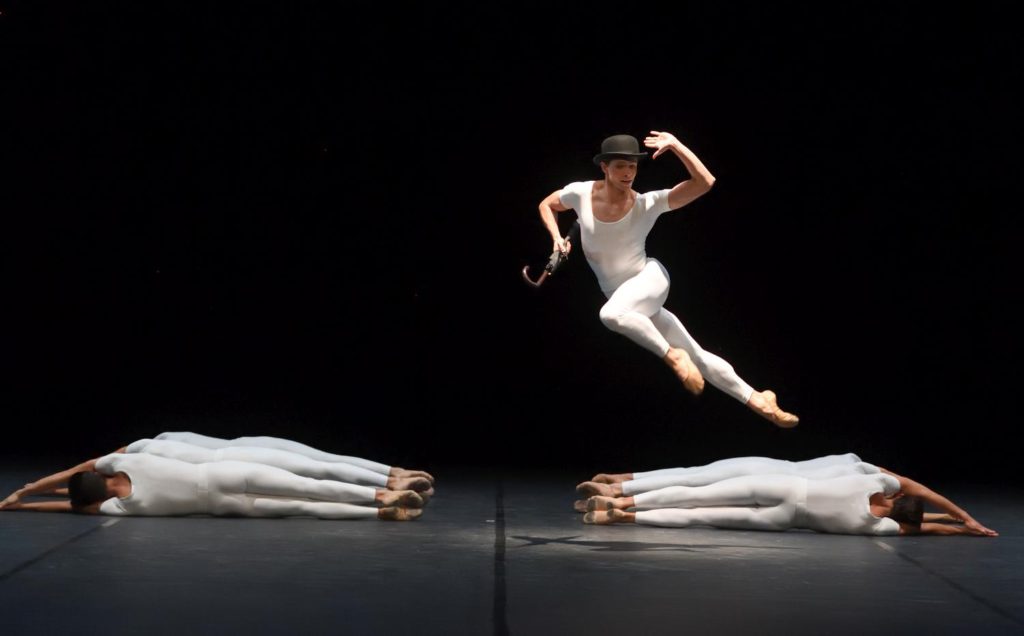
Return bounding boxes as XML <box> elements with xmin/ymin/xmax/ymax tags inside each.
<box><xmin>889</xmin><ymin>495</ymin><xmax>924</xmax><ymax>527</ymax></box>
<box><xmin>68</xmin><ymin>471</ymin><xmax>108</xmax><ymax>510</ymax></box>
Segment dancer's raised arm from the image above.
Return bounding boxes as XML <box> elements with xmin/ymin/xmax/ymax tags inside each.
<box><xmin>644</xmin><ymin>131</ymin><xmax>715</xmax><ymax>210</ymax></box>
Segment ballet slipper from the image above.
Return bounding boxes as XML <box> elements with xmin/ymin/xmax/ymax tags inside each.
<box><xmin>586</xmin><ymin>496</ymin><xmax>617</xmax><ymax>512</ymax></box>
<box><xmin>753</xmin><ymin>390</ymin><xmax>800</xmax><ymax>428</ymax></box>
<box><xmin>378</xmin><ymin>507</ymin><xmax>423</xmax><ymax>521</ymax></box>
<box><xmin>665</xmin><ymin>348</ymin><xmax>705</xmax><ymax>395</ymax></box>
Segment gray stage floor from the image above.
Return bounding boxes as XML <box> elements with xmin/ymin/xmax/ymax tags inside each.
<box><xmin>1</xmin><ymin>468</ymin><xmax>1022</xmax><ymax>635</ymax></box>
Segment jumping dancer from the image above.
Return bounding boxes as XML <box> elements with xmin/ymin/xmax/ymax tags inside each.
<box><xmin>537</xmin><ymin>131</ymin><xmax>798</xmax><ymax>426</ymax></box>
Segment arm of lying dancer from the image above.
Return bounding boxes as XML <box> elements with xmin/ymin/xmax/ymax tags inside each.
<box><xmin>923</xmin><ymin>512</ymin><xmax>962</xmax><ymax>523</ymax></box>
<box><xmin>913</xmin><ymin>522</ymin><xmax>998</xmax><ymax>537</ymax></box>
<box><xmin>2</xmin><ymin>447</ymin><xmax>126</xmax><ymax>503</ymax></box>
<box><xmin>879</xmin><ymin>467</ymin><xmax>997</xmax><ymax>536</ymax></box>
<box><xmin>1</xmin><ymin>500</ymin><xmax>102</xmax><ymax>514</ymax></box>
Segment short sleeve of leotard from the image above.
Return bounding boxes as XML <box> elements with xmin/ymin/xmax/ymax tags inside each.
<box><xmin>125</xmin><ymin>439</ymin><xmax>151</xmax><ymax>453</ymax></box>
<box><xmin>95</xmin><ymin>453</ymin><xmax>122</xmax><ymax>474</ymax></box>
<box><xmin>99</xmin><ymin>497</ymin><xmax>127</xmax><ymax>516</ymax></box>
<box><xmin>873</xmin><ymin>517</ymin><xmax>901</xmax><ymax>535</ymax></box>
<box><xmin>558</xmin><ymin>181</ymin><xmax>588</xmax><ymax>210</ymax></box>
<box><xmin>854</xmin><ymin>462</ymin><xmax>881</xmax><ymax>475</ymax></box>
<box><xmin>878</xmin><ymin>473</ymin><xmax>901</xmax><ymax>496</ymax></box>
<box><xmin>644</xmin><ymin>188</ymin><xmax>673</xmax><ymax>216</ymax></box>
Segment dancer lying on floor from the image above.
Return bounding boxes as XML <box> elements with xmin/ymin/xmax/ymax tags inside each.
<box><xmin>2</xmin><ymin>440</ymin><xmax>431</xmax><ymax>520</ymax></box>
<box><xmin>576</xmin><ymin>453</ymin><xmax>874</xmax><ymax>503</ymax></box>
<box><xmin>152</xmin><ymin>431</ymin><xmax>434</xmax><ymax>485</ymax></box>
<box><xmin>580</xmin><ymin>465</ymin><xmax>997</xmax><ymax>536</ymax></box>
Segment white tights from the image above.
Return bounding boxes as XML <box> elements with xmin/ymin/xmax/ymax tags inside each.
<box><xmin>632</xmin><ymin>475</ymin><xmax>803</xmax><ymax>531</ymax></box>
<box><xmin>181</xmin><ymin>445</ymin><xmax>389</xmax><ymax>488</ymax></box>
<box><xmin>623</xmin><ymin>455</ymin><xmax>863</xmax><ymax>495</ymax></box>
<box><xmin>155</xmin><ymin>432</ymin><xmax>391</xmax><ymax>474</ymax></box>
<box><xmin>598</xmin><ymin>259</ymin><xmax>754</xmax><ymax>403</ymax></box>
<box><xmin>204</xmin><ymin>461</ymin><xmax>379</xmax><ymax>519</ymax></box>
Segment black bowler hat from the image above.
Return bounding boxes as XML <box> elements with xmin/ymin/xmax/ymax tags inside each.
<box><xmin>593</xmin><ymin>134</ymin><xmax>648</xmax><ymax>165</ymax></box>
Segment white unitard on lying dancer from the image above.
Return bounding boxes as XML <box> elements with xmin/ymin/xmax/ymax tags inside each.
<box><xmin>154</xmin><ymin>431</ymin><xmax>390</xmax><ymax>475</ymax></box>
<box><xmin>126</xmin><ymin>439</ymin><xmax>389</xmax><ymax>488</ymax></box>
<box><xmin>632</xmin><ymin>473</ymin><xmax>902</xmax><ymax>535</ymax></box>
<box><xmin>559</xmin><ymin>181</ymin><xmax>753</xmax><ymax>403</ymax></box>
<box><xmin>95</xmin><ymin>453</ymin><xmax>380</xmax><ymax>519</ymax></box>
<box><xmin>622</xmin><ymin>454</ymin><xmax>876</xmax><ymax>496</ymax></box>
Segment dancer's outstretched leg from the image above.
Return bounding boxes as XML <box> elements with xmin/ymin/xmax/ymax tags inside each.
<box><xmin>651</xmin><ymin>309</ymin><xmax>799</xmax><ymax>427</ymax></box>
<box><xmin>598</xmin><ymin>261</ymin><xmax>704</xmax><ymax>395</ymax></box>
<box><xmin>630</xmin><ymin>475</ymin><xmax>799</xmax><ymax>511</ymax></box>
<box><xmin>155</xmin><ymin>432</ymin><xmax>399</xmax><ymax>475</ymax></box>
<box><xmin>635</xmin><ymin>506</ymin><xmax>793</xmax><ymax>530</ymax></box>
<box><xmin>208</xmin><ymin>461</ymin><xmax>423</xmax><ymax>508</ymax></box>
<box><xmin>248</xmin><ymin>498</ymin><xmax>421</xmax><ymax>521</ymax></box>
<box><xmin>216</xmin><ymin>447</ymin><xmax>390</xmax><ymax>487</ymax></box>
<box><xmin>583</xmin><ymin>504</ymin><xmax>793</xmax><ymax>530</ymax></box>
<box><xmin>249</xmin><ymin>498</ymin><xmax>379</xmax><ymax>519</ymax></box>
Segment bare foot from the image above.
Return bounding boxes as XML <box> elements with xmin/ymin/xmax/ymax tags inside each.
<box><xmin>573</xmin><ymin>500</ymin><xmax>588</xmax><ymax>513</ymax></box>
<box><xmin>586</xmin><ymin>496</ymin><xmax>617</xmax><ymax>512</ymax></box>
<box><xmin>378</xmin><ymin>507</ymin><xmax>423</xmax><ymax>521</ymax></box>
<box><xmin>377</xmin><ymin>490</ymin><xmax>424</xmax><ymax>508</ymax></box>
<box><xmin>576</xmin><ymin>481</ymin><xmax>615</xmax><ymax>497</ymax></box>
<box><xmin>747</xmin><ymin>389</ymin><xmax>799</xmax><ymax>428</ymax></box>
<box><xmin>663</xmin><ymin>348</ymin><xmax>704</xmax><ymax>395</ymax></box>
<box><xmin>389</xmin><ymin>476</ymin><xmax>432</xmax><ymax>493</ymax></box>
<box><xmin>591</xmin><ymin>473</ymin><xmax>632</xmax><ymax>484</ymax></box>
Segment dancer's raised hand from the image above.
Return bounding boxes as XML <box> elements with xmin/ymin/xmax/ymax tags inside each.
<box><xmin>644</xmin><ymin>130</ymin><xmax>680</xmax><ymax>159</ymax></box>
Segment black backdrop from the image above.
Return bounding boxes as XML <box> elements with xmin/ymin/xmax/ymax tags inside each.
<box><xmin>3</xmin><ymin>4</ymin><xmax>1020</xmax><ymax>483</ymax></box>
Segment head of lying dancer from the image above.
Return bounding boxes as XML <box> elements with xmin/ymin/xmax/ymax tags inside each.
<box><xmin>68</xmin><ymin>471</ymin><xmax>113</xmax><ymax>513</ymax></box>
<box><xmin>870</xmin><ymin>492</ymin><xmax>924</xmax><ymax>532</ymax></box>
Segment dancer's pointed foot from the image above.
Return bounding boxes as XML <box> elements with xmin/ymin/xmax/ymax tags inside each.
<box><xmin>377</xmin><ymin>490</ymin><xmax>424</xmax><ymax>508</ymax></box>
<box><xmin>591</xmin><ymin>473</ymin><xmax>632</xmax><ymax>484</ymax></box>
<box><xmin>573</xmin><ymin>500</ymin><xmax>588</xmax><ymax>513</ymax></box>
<box><xmin>576</xmin><ymin>481</ymin><xmax>615</xmax><ymax>497</ymax></box>
<box><xmin>378</xmin><ymin>507</ymin><xmax>423</xmax><ymax>521</ymax></box>
<box><xmin>747</xmin><ymin>389</ymin><xmax>800</xmax><ymax>428</ymax></box>
<box><xmin>389</xmin><ymin>476</ymin><xmax>432</xmax><ymax>493</ymax></box>
<box><xmin>586</xmin><ymin>496</ymin><xmax>618</xmax><ymax>512</ymax></box>
<box><xmin>664</xmin><ymin>348</ymin><xmax>704</xmax><ymax>395</ymax></box>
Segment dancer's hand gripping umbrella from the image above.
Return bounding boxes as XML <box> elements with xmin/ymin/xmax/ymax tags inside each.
<box><xmin>522</xmin><ymin>220</ymin><xmax>581</xmax><ymax>288</ymax></box>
